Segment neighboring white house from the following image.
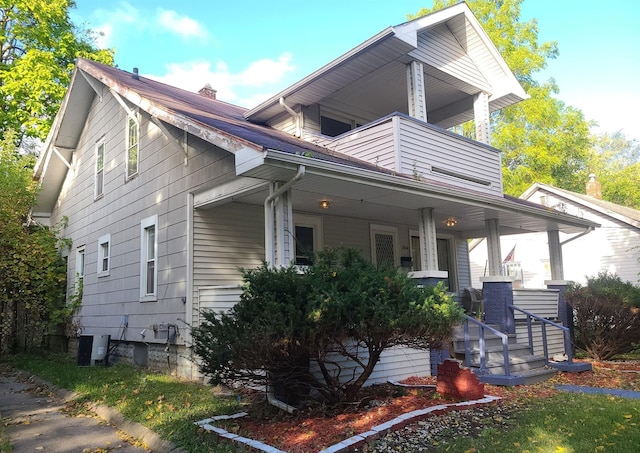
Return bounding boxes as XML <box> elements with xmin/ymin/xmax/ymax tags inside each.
<box><xmin>470</xmin><ymin>175</ymin><xmax>640</xmax><ymax>288</ymax></box>
<box><xmin>32</xmin><ymin>3</ymin><xmax>597</xmax><ymax>381</ymax></box>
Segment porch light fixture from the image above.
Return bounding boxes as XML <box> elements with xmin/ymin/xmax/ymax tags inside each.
<box><xmin>319</xmin><ymin>199</ymin><xmax>331</xmax><ymax>209</ymax></box>
<box><xmin>445</xmin><ymin>217</ymin><xmax>458</xmax><ymax>227</ymax></box>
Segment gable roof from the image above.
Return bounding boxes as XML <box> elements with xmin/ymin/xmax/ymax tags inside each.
<box><xmin>32</xmin><ymin>41</ymin><xmax>595</xmax><ymax>238</ymax></box>
<box><xmin>245</xmin><ymin>2</ymin><xmax>527</xmax><ymax>126</ymax></box>
<box><xmin>521</xmin><ymin>182</ymin><xmax>640</xmax><ymax>231</ymax></box>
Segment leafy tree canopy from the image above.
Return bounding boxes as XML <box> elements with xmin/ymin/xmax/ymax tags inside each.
<box><xmin>0</xmin><ymin>0</ymin><xmax>114</xmax><ymax>144</ymax></box>
<box><xmin>588</xmin><ymin>132</ymin><xmax>640</xmax><ymax>209</ymax></box>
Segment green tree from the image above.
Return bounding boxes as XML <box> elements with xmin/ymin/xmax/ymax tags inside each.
<box><xmin>410</xmin><ymin>0</ymin><xmax>594</xmax><ymax>196</ymax></box>
<box><xmin>0</xmin><ymin>0</ymin><xmax>114</xmax><ymax>144</ymax></box>
<box><xmin>588</xmin><ymin>132</ymin><xmax>640</xmax><ymax>209</ymax></box>
<box><xmin>192</xmin><ymin>248</ymin><xmax>463</xmax><ymax>405</ymax></box>
<box><xmin>0</xmin><ymin>131</ymin><xmax>68</xmax><ymax>354</ymax></box>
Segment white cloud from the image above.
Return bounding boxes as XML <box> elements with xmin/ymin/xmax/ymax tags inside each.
<box><xmin>91</xmin><ymin>2</ymin><xmax>143</xmax><ymax>49</ymax></box>
<box><xmin>156</xmin><ymin>9</ymin><xmax>210</xmax><ymax>41</ymax></box>
<box><xmin>238</xmin><ymin>53</ymin><xmax>295</xmax><ymax>87</ymax></box>
<box><xmin>146</xmin><ymin>54</ymin><xmax>297</xmax><ymax>107</ymax></box>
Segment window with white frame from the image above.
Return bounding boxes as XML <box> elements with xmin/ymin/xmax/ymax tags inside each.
<box><xmin>97</xmin><ymin>234</ymin><xmax>111</xmax><ymax>277</ymax></box>
<box><xmin>126</xmin><ymin>114</ymin><xmax>139</xmax><ymax>179</ymax></box>
<box><xmin>293</xmin><ymin>214</ymin><xmax>323</xmax><ymax>266</ymax></box>
<box><xmin>319</xmin><ymin>108</ymin><xmax>365</xmax><ymax>137</ymax></box>
<box><xmin>370</xmin><ymin>224</ymin><xmax>399</xmax><ymax>267</ymax></box>
<box><xmin>140</xmin><ymin>215</ymin><xmax>157</xmax><ymax>301</ymax></box>
<box><xmin>95</xmin><ymin>139</ymin><xmax>105</xmax><ymax>198</ymax></box>
<box><xmin>76</xmin><ymin>246</ymin><xmax>85</xmax><ymax>283</ymax></box>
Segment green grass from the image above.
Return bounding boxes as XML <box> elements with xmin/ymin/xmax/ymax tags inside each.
<box><xmin>432</xmin><ymin>393</ymin><xmax>640</xmax><ymax>453</ymax></box>
<box><xmin>9</xmin><ymin>354</ymin><xmax>246</xmax><ymax>452</ymax></box>
<box><xmin>0</xmin><ymin>422</ymin><xmax>11</xmax><ymax>453</ymax></box>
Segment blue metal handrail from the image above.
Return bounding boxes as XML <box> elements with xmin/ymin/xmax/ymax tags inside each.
<box><xmin>463</xmin><ymin>315</ymin><xmax>511</xmax><ymax>376</ymax></box>
<box><xmin>509</xmin><ymin>305</ymin><xmax>574</xmax><ymax>365</ymax></box>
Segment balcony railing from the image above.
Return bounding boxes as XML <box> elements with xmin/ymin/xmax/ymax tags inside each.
<box><xmin>309</xmin><ymin>112</ymin><xmax>503</xmax><ymax>196</ymax></box>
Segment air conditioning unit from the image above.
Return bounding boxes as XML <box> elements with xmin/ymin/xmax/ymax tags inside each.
<box><xmin>77</xmin><ymin>334</ymin><xmax>111</xmax><ymax>366</ymax></box>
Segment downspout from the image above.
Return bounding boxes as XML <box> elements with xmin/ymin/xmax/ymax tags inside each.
<box><xmin>279</xmin><ymin>97</ymin><xmax>301</xmax><ymax>137</ymax></box>
<box><xmin>264</xmin><ymin>165</ymin><xmax>306</xmax><ymax>266</ymax></box>
<box><xmin>266</xmin><ymin>385</ymin><xmax>298</xmax><ymax>414</ymax></box>
<box><xmin>561</xmin><ymin>226</ymin><xmax>594</xmax><ymax>246</ymax></box>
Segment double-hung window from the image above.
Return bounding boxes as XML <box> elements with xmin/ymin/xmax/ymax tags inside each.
<box><xmin>126</xmin><ymin>114</ymin><xmax>139</xmax><ymax>179</ymax></box>
<box><xmin>140</xmin><ymin>215</ymin><xmax>157</xmax><ymax>301</ymax></box>
<box><xmin>97</xmin><ymin>234</ymin><xmax>111</xmax><ymax>277</ymax></box>
<box><xmin>95</xmin><ymin>139</ymin><xmax>105</xmax><ymax>198</ymax></box>
<box><xmin>76</xmin><ymin>246</ymin><xmax>85</xmax><ymax>283</ymax></box>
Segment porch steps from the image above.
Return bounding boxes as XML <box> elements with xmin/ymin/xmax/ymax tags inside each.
<box><xmin>450</xmin><ymin>324</ymin><xmax>558</xmax><ymax>386</ymax></box>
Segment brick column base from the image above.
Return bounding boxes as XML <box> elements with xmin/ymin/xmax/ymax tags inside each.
<box><xmin>437</xmin><ymin>359</ymin><xmax>484</xmax><ymax>400</ymax></box>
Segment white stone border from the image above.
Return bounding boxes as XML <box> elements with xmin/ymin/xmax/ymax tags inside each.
<box><xmin>195</xmin><ymin>396</ymin><xmax>501</xmax><ymax>453</ymax></box>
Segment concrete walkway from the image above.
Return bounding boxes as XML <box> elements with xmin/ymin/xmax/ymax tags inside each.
<box><xmin>0</xmin><ymin>366</ymin><xmax>181</xmax><ymax>452</ymax></box>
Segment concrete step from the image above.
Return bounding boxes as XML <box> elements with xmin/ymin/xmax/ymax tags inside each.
<box><xmin>457</xmin><ymin>343</ymin><xmax>533</xmax><ymax>362</ymax></box>
<box><xmin>477</xmin><ymin>366</ymin><xmax>558</xmax><ymax>386</ymax></box>
<box><xmin>452</xmin><ymin>334</ymin><xmax>519</xmax><ymax>351</ymax></box>
<box><xmin>468</xmin><ymin>354</ymin><xmax>548</xmax><ymax>375</ymax></box>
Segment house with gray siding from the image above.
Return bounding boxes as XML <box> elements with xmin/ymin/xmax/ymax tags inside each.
<box><xmin>33</xmin><ymin>3</ymin><xmax>597</xmax><ymax>383</ymax></box>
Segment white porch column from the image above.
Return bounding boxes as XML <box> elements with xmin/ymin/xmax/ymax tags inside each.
<box><xmin>406</xmin><ymin>61</ymin><xmax>427</xmax><ymax>122</ymax></box>
<box><xmin>547</xmin><ymin>229</ymin><xmax>564</xmax><ymax>280</ymax></box>
<box><xmin>485</xmin><ymin>218</ymin><xmax>503</xmax><ymax>276</ymax></box>
<box><xmin>419</xmin><ymin>207</ymin><xmax>438</xmax><ymax>271</ymax></box>
<box><xmin>473</xmin><ymin>92</ymin><xmax>491</xmax><ymax>144</ymax></box>
<box><xmin>275</xmin><ymin>189</ymin><xmax>295</xmax><ymax>267</ymax></box>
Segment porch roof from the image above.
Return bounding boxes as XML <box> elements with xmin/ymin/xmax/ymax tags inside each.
<box><xmin>200</xmin><ymin>149</ymin><xmax>600</xmax><ymax>238</ymax></box>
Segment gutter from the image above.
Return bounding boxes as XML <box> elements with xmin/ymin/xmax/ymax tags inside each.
<box><xmin>264</xmin><ymin>165</ymin><xmax>306</xmax><ymax>265</ymax></box>
<box><xmin>279</xmin><ymin>97</ymin><xmax>301</xmax><ymax>137</ymax></box>
<box><xmin>561</xmin><ymin>226</ymin><xmax>595</xmax><ymax>246</ymax></box>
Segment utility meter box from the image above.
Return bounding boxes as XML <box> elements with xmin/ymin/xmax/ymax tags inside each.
<box><xmin>77</xmin><ymin>334</ymin><xmax>110</xmax><ymax>366</ymax></box>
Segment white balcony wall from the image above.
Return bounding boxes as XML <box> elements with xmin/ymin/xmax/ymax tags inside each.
<box><xmin>311</xmin><ymin>114</ymin><xmax>503</xmax><ymax>196</ymax></box>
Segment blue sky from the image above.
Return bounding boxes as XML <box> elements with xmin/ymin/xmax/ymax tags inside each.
<box><xmin>72</xmin><ymin>0</ymin><xmax>640</xmax><ymax>142</ymax></box>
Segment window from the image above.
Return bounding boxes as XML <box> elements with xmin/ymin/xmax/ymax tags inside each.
<box><xmin>126</xmin><ymin>115</ymin><xmax>139</xmax><ymax>178</ymax></box>
<box><xmin>140</xmin><ymin>215</ymin><xmax>157</xmax><ymax>301</ymax></box>
<box><xmin>319</xmin><ymin>109</ymin><xmax>365</xmax><ymax>137</ymax></box>
<box><xmin>293</xmin><ymin>214</ymin><xmax>323</xmax><ymax>266</ymax></box>
<box><xmin>76</xmin><ymin>246</ymin><xmax>85</xmax><ymax>282</ymax></box>
<box><xmin>370</xmin><ymin>224</ymin><xmax>399</xmax><ymax>267</ymax></box>
<box><xmin>95</xmin><ymin>139</ymin><xmax>105</xmax><ymax>198</ymax></box>
<box><xmin>97</xmin><ymin>234</ymin><xmax>111</xmax><ymax>276</ymax></box>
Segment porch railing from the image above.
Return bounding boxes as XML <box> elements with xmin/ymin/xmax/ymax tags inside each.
<box><xmin>509</xmin><ymin>305</ymin><xmax>574</xmax><ymax>365</ymax></box>
<box><xmin>463</xmin><ymin>315</ymin><xmax>511</xmax><ymax>376</ymax></box>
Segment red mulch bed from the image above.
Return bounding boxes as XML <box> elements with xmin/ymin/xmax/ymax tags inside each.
<box><xmin>206</xmin><ymin>360</ymin><xmax>640</xmax><ymax>452</ymax></box>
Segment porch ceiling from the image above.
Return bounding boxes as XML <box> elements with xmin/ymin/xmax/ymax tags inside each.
<box><xmin>207</xmin><ymin>153</ymin><xmax>599</xmax><ymax>238</ymax></box>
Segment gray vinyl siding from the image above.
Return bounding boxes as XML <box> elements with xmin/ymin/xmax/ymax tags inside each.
<box><xmin>410</xmin><ymin>24</ymin><xmax>490</xmax><ymax>93</ymax></box>
<box><xmin>267</xmin><ymin>110</ymin><xmax>298</xmax><ymax>136</ymax></box>
<box><xmin>397</xmin><ymin>116</ymin><xmax>502</xmax><ymax>195</ymax></box>
<box><xmin>311</xmin><ymin>115</ymin><xmax>502</xmax><ymax>195</ymax></box>
<box><xmin>50</xmin><ymin>90</ymin><xmax>235</xmax><ymax>343</ymax></box>
<box><xmin>512</xmin><ymin>289</ymin><xmax>559</xmax><ymax>319</ymax></box>
<box><xmin>515</xmin><ymin>325</ymin><xmax>565</xmax><ymax>357</ymax></box>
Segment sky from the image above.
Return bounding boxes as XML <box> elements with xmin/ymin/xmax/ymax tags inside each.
<box><xmin>71</xmin><ymin>0</ymin><xmax>640</xmax><ymax>142</ymax></box>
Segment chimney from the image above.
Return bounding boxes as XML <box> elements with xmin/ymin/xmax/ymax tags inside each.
<box><xmin>198</xmin><ymin>83</ymin><xmax>217</xmax><ymax>100</ymax></box>
<box><xmin>586</xmin><ymin>173</ymin><xmax>602</xmax><ymax>200</ymax></box>
<box><xmin>132</xmin><ymin>67</ymin><xmax>139</xmax><ymax>80</ymax></box>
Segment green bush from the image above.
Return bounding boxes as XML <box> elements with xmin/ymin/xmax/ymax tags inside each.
<box><xmin>566</xmin><ymin>272</ymin><xmax>640</xmax><ymax>360</ymax></box>
<box><xmin>191</xmin><ymin>248</ymin><xmax>463</xmax><ymax>405</ymax></box>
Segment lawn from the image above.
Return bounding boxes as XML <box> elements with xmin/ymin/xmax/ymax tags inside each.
<box><xmin>6</xmin><ymin>354</ymin><xmax>245</xmax><ymax>453</ymax></box>
<box><xmin>4</xmin><ymin>353</ymin><xmax>640</xmax><ymax>452</ymax></box>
